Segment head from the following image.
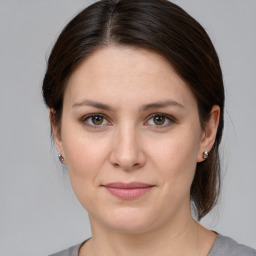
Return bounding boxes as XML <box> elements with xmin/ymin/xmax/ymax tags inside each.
<box><xmin>43</xmin><ymin>0</ymin><xmax>224</xmax><ymax>223</ymax></box>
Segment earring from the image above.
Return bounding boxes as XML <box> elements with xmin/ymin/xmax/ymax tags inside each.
<box><xmin>203</xmin><ymin>151</ymin><xmax>209</xmax><ymax>159</ymax></box>
<box><xmin>58</xmin><ymin>154</ymin><xmax>64</xmax><ymax>163</ymax></box>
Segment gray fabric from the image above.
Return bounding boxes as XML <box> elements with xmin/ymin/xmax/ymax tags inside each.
<box><xmin>208</xmin><ymin>234</ymin><xmax>256</xmax><ymax>256</ymax></box>
<box><xmin>49</xmin><ymin>234</ymin><xmax>256</xmax><ymax>256</ymax></box>
<box><xmin>49</xmin><ymin>243</ymin><xmax>81</xmax><ymax>256</ymax></box>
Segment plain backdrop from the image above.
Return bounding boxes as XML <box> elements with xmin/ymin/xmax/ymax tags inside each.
<box><xmin>0</xmin><ymin>1</ymin><xmax>255</xmax><ymax>255</ymax></box>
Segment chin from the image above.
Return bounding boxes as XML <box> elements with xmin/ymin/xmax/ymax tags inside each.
<box><xmin>96</xmin><ymin>206</ymin><xmax>160</xmax><ymax>234</ymax></box>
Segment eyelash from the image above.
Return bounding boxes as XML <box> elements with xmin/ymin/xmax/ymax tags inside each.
<box><xmin>81</xmin><ymin>113</ymin><xmax>176</xmax><ymax>129</ymax></box>
<box><xmin>145</xmin><ymin>113</ymin><xmax>176</xmax><ymax>129</ymax></box>
<box><xmin>81</xmin><ymin>114</ymin><xmax>110</xmax><ymax>129</ymax></box>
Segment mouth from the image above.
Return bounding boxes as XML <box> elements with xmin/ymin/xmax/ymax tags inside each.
<box><xmin>102</xmin><ymin>182</ymin><xmax>155</xmax><ymax>200</ymax></box>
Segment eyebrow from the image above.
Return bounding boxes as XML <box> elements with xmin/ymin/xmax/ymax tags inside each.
<box><xmin>72</xmin><ymin>99</ymin><xmax>114</xmax><ymax>111</ymax></box>
<box><xmin>140</xmin><ymin>100</ymin><xmax>185</xmax><ymax>111</ymax></box>
<box><xmin>72</xmin><ymin>99</ymin><xmax>184</xmax><ymax>111</ymax></box>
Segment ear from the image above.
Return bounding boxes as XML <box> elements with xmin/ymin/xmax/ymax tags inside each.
<box><xmin>197</xmin><ymin>105</ymin><xmax>220</xmax><ymax>162</ymax></box>
<box><xmin>49</xmin><ymin>108</ymin><xmax>64</xmax><ymax>160</ymax></box>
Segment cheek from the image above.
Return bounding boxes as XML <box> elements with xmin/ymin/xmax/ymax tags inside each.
<box><xmin>61</xmin><ymin>117</ymin><xmax>108</xmax><ymax>169</ymax></box>
<box><xmin>150</xmin><ymin>127</ymin><xmax>201</xmax><ymax>188</ymax></box>
<box><xmin>62</xmin><ymin>137</ymin><xmax>109</xmax><ymax>213</ymax></box>
<box><xmin>64</xmin><ymin>139</ymin><xmax>109</xmax><ymax>181</ymax></box>
<box><xmin>60</xmin><ymin>125</ymin><xmax>110</xmax><ymax>198</ymax></box>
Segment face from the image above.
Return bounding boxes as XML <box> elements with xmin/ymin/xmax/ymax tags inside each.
<box><xmin>53</xmin><ymin>47</ymin><xmax>218</xmax><ymax>234</ymax></box>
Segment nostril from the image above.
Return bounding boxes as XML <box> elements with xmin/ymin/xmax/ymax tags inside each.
<box><xmin>109</xmin><ymin>138</ymin><xmax>146</xmax><ymax>170</ymax></box>
<box><xmin>111</xmin><ymin>160</ymin><xmax>143</xmax><ymax>170</ymax></box>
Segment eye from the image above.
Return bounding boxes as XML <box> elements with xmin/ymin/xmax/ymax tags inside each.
<box><xmin>82</xmin><ymin>114</ymin><xmax>109</xmax><ymax>127</ymax></box>
<box><xmin>152</xmin><ymin>115</ymin><xmax>166</xmax><ymax>125</ymax></box>
<box><xmin>146</xmin><ymin>113</ymin><xmax>175</xmax><ymax>127</ymax></box>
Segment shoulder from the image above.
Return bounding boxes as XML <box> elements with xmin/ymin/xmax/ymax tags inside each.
<box><xmin>209</xmin><ymin>234</ymin><xmax>256</xmax><ymax>256</ymax></box>
<box><xmin>49</xmin><ymin>242</ymin><xmax>83</xmax><ymax>256</ymax></box>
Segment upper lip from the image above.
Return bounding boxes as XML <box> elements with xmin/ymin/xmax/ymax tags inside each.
<box><xmin>103</xmin><ymin>182</ymin><xmax>155</xmax><ymax>188</ymax></box>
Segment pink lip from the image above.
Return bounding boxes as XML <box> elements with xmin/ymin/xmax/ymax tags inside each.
<box><xmin>102</xmin><ymin>182</ymin><xmax>155</xmax><ymax>200</ymax></box>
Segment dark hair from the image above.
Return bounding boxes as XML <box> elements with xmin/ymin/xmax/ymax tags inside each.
<box><xmin>42</xmin><ymin>0</ymin><xmax>224</xmax><ymax>220</ymax></box>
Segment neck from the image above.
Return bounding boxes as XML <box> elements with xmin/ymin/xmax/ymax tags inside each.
<box><xmin>80</xmin><ymin>211</ymin><xmax>216</xmax><ymax>256</ymax></box>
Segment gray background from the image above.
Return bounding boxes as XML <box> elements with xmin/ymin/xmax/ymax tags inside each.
<box><xmin>0</xmin><ymin>1</ymin><xmax>255</xmax><ymax>255</ymax></box>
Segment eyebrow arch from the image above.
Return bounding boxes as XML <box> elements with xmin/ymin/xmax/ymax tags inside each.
<box><xmin>72</xmin><ymin>99</ymin><xmax>184</xmax><ymax>111</ymax></box>
<box><xmin>140</xmin><ymin>100</ymin><xmax>185</xmax><ymax>111</ymax></box>
<box><xmin>72</xmin><ymin>99</ymin><xmax>115</xmax><ymax>111</ymax></box>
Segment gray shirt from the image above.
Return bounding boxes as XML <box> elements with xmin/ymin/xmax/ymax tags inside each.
<box><xmin>49</xmin><ymin>234</ymin><xmax>256</xmax><ymax>256</ymax></box>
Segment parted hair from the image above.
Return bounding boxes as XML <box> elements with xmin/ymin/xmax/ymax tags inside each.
<box><xmin>42</xmin><ymin>0</ymin><xmax>225</xmax><ymax>220</ymax></box>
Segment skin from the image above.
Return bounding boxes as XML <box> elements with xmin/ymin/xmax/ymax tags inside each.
<box><xmin>51</xmin><ymin>46</ymin><xmax>220</xmax><ymax>256</ymax></box>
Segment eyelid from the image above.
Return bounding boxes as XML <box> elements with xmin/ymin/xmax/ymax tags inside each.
<box><xmin>81</xmin><ymin>113</ymin><xmax>111</xmax><ymax>128</ymax></box>
<box><xmin>144</xmin><ymin>113</ymin><xmax>177</xmax><ymax>127</ymax></box>
<box><xmin>80</xmin><ymin>112</ymin><xmax>176</xmax><ymax>129</ymax></box>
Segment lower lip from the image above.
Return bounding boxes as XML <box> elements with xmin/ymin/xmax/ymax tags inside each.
<box><xmin>104</xmin><ymin>187</ymin><xmax>153</xmax><ymax>200</ymax></box>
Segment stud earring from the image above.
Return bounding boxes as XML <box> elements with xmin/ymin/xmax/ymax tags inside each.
<box><xmin>203</xmin><ymin>151</ymin><xmax>209</xmax><ymax>159</ymax></box>
<box><xmin>58</xmin><ymin>154</ymin><xmax>64</xmax><ymax>163</ymax></box>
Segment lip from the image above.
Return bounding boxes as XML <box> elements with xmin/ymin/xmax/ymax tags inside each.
<box><xmin>102</xmin><ymin>182</ymin><xmax>155</xmax><ymax>200</ymax></box>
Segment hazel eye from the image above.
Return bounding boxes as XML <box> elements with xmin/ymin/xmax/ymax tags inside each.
<box><xmin>83</xmin><ymin>114</ymin><xmax>109</xmax><ymax>127</ymax></box>
<box><xmin>91</xmin><ymin>115</ymin><xmax>104</xmax><ymax>125</ymax></box>
<box><xmin>146</xmin><ymin>113</ymin><xmax>174</xmax><ymax>127</ymax></box>
<box><xmin>153</xmin><ymin>115</ymin><xmax>166</xmax><ymax>125</ymax></box>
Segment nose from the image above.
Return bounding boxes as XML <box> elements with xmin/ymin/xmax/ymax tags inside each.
<box><xmin>109</xmin><ymin>125</ymin><xmax>146</xmax><ymax>171</ymax></box>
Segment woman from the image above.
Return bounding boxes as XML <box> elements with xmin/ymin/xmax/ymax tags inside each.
<box><xmin>42</xmin><ymin>0</ymin><xmax>256</xmax><ymax>255</ymax></box>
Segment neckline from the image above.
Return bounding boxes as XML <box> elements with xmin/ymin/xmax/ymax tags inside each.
<box><xmin>77</xmin><ymin>234</ymin><xmax>221</xmax><ymax>256</ymax></box>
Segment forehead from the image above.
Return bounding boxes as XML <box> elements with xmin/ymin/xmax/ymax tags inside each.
<box><xmin>64</xmin><ymin>46</ymin><xmax>196</xmax><ymax>109</ymax></box>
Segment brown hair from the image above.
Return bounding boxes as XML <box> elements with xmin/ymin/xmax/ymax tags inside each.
<box><xmin>42</xmin><ymin>0</ymin><xmax>224</xmax><ymax>220</ymax></box>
